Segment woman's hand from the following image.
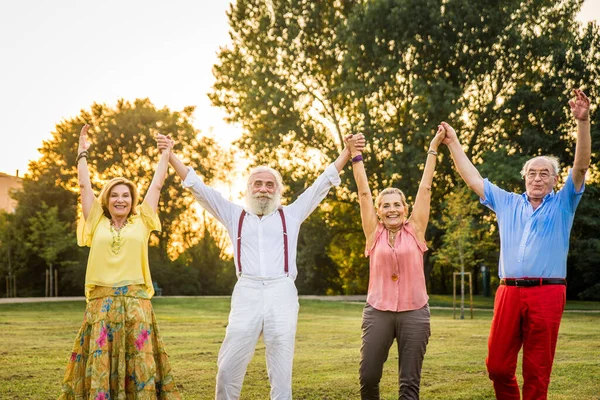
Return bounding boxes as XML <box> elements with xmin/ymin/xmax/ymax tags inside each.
<box><xmin>345</xmin><ymin>133</ymin><xmax>366</xmax><ymax>157</ymax></box>
<box><xmin>156</xmin><ymin>133</ymin><xmax>174</xmax><ymax>153</ymax></box>
<box><xmin>430</xmin><ymin>124</ymin><xmax>446</xmax><ymax>151</ymax></box>
<box><xmin>78</xmin><ymin>124</ymin><xmax>91</xmax><ymax>154</ymax></box>
<box><xmin>439</xmin><ymin>122</ymin><xmax>458</xmax><ymax>146</ymax></box>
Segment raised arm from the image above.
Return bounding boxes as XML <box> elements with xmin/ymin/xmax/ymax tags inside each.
<box><xmin>156</xmin><ymin>134</ymin><xmax>189</xmax><ymax>181</ymax></box>
<box><xmin>410</xmin><ymin>126</ymin><xmax>445</xmax><ymax>243</ymax></box>
<box><xmin>77</xmin><ymin>124</ymin><xmax>96</xmax><ymax>219</ymax></box>
<box><xmin>334</xmin><ymin>141</ymin><xmax>352</xmax><ymax>172</ymax></box>
<box><xmin>569</xmin><ymin>89</ymin><xmax>591</xmax><ymax>191</ymax></box>
<box><xmin>347</xmin><ymin>134</ymin><xmax>378</xmax><ymax>245</ymax></box>
<box><xmin>143</xmin><ymin>136</ymin><xmax>172</xmax><ymax>212</ymax></box>
<box><xmin>441</xmin><ymin>122</ymin><xmax>485</xmax><ymax>198</ymax></box>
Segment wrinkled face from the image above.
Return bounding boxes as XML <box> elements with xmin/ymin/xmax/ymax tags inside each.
<box><xmin>108</xmin><ymin>184</ymin><xmax>132</xmax><ymax>219</ymax></box>
<box><xmin>245</xmin><ymin>171</ymin><xmax>281</xmax><ymax>215</ymax></box>
<box><xmin>524</xmin><ymin>159</ymin><xmax>558</xmax><ymax>201</ymax></box>
<box><xmin>377</xmin><ymin>193</ymin><xmax>406</xmax><ymax>230</ymax></box>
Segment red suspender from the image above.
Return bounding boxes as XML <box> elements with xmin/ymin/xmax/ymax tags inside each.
<box><xmin>236</xmin><ymin>208</ymin><xmax>288</xmax><ymax>275</ymax></box>
<box><xmin>278</xmin><ymin>208</ymin><xmax>289</xmax><ymax>274</ymax></box>
<box><xmin>237</xmin><ymin>211</ymin><xmax>247</xmax><ymax>274</ymax></box>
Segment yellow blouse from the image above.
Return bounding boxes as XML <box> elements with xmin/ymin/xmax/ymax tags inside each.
<box><xmin>77</xmin><ymin>198</ymin><xmax>161</xmax><ymax>300</ymax></box>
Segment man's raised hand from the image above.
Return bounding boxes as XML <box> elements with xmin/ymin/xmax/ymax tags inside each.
<box><xmin>569</xmin><ymin>89</ymin><xmax>590</xmax><ymax>122</ymax></box>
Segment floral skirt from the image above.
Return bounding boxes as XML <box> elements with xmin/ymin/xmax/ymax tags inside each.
<box><xmin>59</xmin><ymin>285</ymin><xmax>180</xmax><ymax>400</ymax></box>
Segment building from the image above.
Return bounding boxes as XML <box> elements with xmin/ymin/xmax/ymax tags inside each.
<box><xmin>0</xmin><ymin>172</ymin><xmax>23</xmax><ymax>213</ymax></box>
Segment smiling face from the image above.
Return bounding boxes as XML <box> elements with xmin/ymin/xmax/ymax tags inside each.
<box><xmin>245</xmin><ymin>171</ymin><xmax>281</xmax><ymax>215</ymax></box>
<box><xmin>377</xmin><ymin>192</ymin><xmax>406</xmax><ymax>230</ymax></box>
<box><xmin>524</xmin><ymin>158</ymin><xmax>558</xmax><ymax>201</ymax></box>
<box><xmin>108</xmin><ymin>184</ymin><xmax>133</xmax><ymax>219</ymax></box>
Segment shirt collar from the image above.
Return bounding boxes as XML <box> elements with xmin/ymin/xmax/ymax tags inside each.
<box><xmin>521</xmin><ymin>189</ymin><xmax>556</xmax><ymax>204</ymax></box>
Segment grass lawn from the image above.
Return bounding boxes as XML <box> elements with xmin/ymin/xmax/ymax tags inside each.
<box><xmin>0</xmin><ymin>297</ymin><xmax>598</xmax><ymax>399</ymax></box>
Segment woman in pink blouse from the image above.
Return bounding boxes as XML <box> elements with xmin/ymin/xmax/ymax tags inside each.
<box><xmin>346</xmin><ymin>126</ymin><xmax>445</xmax><ymax>400</ymax></box>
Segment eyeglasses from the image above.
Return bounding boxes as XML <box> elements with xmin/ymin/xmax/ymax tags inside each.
<box><xmin>526</xmin><ymin>170</ymin><xmax>553</xmax><ymax>180</ymax></box>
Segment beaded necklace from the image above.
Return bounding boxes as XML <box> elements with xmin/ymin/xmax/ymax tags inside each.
<box><xmin>109</xmin><ymin>218</ymin><xmax>130</xmax><ymax>255</ymax></box>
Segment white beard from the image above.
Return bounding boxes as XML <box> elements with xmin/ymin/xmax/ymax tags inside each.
<box><xmin>245</xmin><ymin>191</ymin><xmax>281</xmax><ymax>216</ymax></box>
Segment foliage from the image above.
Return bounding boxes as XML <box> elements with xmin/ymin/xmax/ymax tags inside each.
<box><xmin>4</xmin><ymin>99</ymin><xmax>234</xmax><ymax>296</ymax></box>
<box><xmin>211</xmin><ymin>0</ymin><xmax>600</xmax><ymax>297</ymax></box>
<box><xmin>0</xmin><ymin>211</ymin><xmax>29</xmax><ymax>295</ymax></box>
<box><xmin>431</xmin><ymin>183</ymin><xmax>497</xmax><ymax>294</ymax></box>
<box><xmin>26</xmin><ymin>203</ymin><xmax>75</xmax><ymax>269</ymax></box>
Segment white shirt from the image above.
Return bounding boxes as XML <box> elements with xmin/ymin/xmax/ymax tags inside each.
<box><xmin>182</xmin><ymin>164</ymin><xmax>341</xmax><ymax>279</ymax></box>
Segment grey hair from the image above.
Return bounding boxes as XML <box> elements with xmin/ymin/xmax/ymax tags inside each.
<box><xmin>247</xmin><ymin>165</ymin><xmax>285</xmax><ymax>194</ymax></box>
<box><xmin>374</xmin><ymin>187</ymin><xmax>408</xmax><ymax>211</ymax></box>
<box><xmin>520</xmin><ymin>156</ymin><xmax>560</xmax><ymax>178</ymax></box>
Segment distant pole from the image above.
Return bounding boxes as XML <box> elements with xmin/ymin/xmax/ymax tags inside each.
<box><xmin>453</xmin><ymin>272</ymin><xmax>457</xmax><ymax>319</ymax></box>
<box><xmin>5</xmin><ymin>276</ymin><xmax>8</xmax><ymax>298</ymax></box>
<box><xmin>54</xmin><ymin>269</ymin><xmax>58</xmax><ymax>297</ymax></box>
<box><xmin>45</xmin><ymin>269</ymin><xmax>49</xmax><ymax>297</ymax></box>
<box><xmin>459</xmin><ymin>249</ymin><xmax>465</xmax><ymax>320</ymax></box>
<box><xmin>469</xmin><ymin>272</ymin><xmax>474</xmax><ymax>319</ymax></box>
<box><xmin>481</xmin><ymin>264</ymin><xmax>491</xmax><ymax>297</ymax></box>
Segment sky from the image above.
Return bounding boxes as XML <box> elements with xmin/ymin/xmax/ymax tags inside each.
<box><xmin>0</xmin><ymin>1</ymin><xmax>599</xmax><ymax>177</ymax></box>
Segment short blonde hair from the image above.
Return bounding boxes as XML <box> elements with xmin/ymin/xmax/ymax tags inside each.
<box><xmin>520</xmin><ymin>156</ymin><xmax>560</xmax><ymax>178</ymax></box>
<box><xmin>98</xmin><ymin>177</ymin><xmax>139</xmax><ymax>219</ymax></box>
<box><xmin>375</xmin><ymin>187</ymin><xmax>408</xmax><ymax>213</ymax></box>
<box><xmin>247</xmin><ymin>165</ymin><xmax>285</xmax><ymax>194</ymax></box>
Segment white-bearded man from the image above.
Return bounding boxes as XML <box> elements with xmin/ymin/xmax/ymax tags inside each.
<box><xmin>156</xmin><ymin>133</ymin><xmax>364</xmax><ymax>400</ymax></box>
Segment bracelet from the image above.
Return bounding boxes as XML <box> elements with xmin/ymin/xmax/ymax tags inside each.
<box><xmin>76</xmin><ymin>151</ymin><xmax>89</xmax><ymax>163</ymax></box>
<box><xmin>427</xmin><ymin>149</ymin><xmax>438</xmax><ymax>156</ymax></box>
<box><xmin>351</xmin><ymin>154</ymin><xmax>363</xmax><ymax>164</ymax></box>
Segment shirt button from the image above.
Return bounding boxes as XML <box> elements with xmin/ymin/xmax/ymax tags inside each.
<box><xmin>391</xmin><ymin>274</ymin><xmax>399</xmax><ymax>282</ymax></box>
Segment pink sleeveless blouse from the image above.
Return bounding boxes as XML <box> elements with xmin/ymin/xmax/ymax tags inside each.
<box><xmin>365</xmin><ymin>221</ymin><xmax>429</xmax><ymax>312</ymax></box>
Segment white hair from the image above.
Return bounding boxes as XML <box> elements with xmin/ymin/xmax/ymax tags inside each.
<box><xmin>520</xmin><ymin>156</ymin><xmax>560</xmax><ymax>178</ymax></box>
<box><xmin>246</xmin><ymin>165</ymin><xmax>285</xmax><ymax>194</ymax></box>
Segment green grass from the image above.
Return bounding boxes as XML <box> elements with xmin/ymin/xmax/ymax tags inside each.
<box><xmin>0</xmin><ymin>298</ymin><xmax>599</xmax><ymax>399</ymax></box>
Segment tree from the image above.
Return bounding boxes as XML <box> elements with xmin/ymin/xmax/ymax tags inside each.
<box><xmin>10</xmin><ymin>98</ymin><xmax>234</xmax><ymax>295</ymax></box>
<box><xmin>27</xmin><ymin>203</ymin><xmax>75</xmax><ymax>296</ymax></box>
<box><xmin>212</xmin><ymin>0</ymin><xmax>599</xmax><ymax>296</ymax></box>
<box><xmin>0</xmin><ymin>212</ymin><xmax>28</xmax><ymax>297</ymax></box>
<box><xmin>433</xmin><ymin>184</ymin><xmax>496</xmax><ymax>315</ymax></box>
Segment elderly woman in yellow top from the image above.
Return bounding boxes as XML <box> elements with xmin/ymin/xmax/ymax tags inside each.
<box><xmin>59</xmin><ymin>125</ymin><xmax>180</xmax><ymax>400</ymax></box>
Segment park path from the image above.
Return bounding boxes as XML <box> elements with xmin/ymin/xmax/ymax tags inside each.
<box><xmin>1</xmin><ymin>295</ymin><xmax>598</xmax><ymax>313</ymax></box>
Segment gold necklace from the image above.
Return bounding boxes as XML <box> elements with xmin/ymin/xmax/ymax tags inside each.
<box><xmin>109</xmin><ymin>219</ymin><xmax>129</xmax><ymax>255</ymax></box>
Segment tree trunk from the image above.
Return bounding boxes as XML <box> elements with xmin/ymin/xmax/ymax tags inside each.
<box><xmin>49</xmin><ymin>265</ymin><xmax>54</xmax><ymax>297</ymax></box>
<box><xmin>458</xmin><ymin>242</ymin><xmax>465</xmax><ymax>320</ymax></box>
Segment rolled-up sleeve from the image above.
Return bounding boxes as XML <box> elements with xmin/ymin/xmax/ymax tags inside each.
<box><xmin>182</xmin><ymin>167</ymin><xmax>239</xmax><ymax>227</ymax></box>
<box><xmin>287</xmin><ymin>163</ymin><xmax>341</xmax><ymax>221</ymax></box>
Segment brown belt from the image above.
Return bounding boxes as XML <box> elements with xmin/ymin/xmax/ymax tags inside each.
<box><xmin>500</xmin><ymin>278</ymin><xmax>566</xmax><ymax>287</ymax></box>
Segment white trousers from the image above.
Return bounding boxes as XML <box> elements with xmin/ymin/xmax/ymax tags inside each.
<box><xmin>215</xmin><ymin>275</ymin><xmax>299</xmax><ymax>400</ymax></box>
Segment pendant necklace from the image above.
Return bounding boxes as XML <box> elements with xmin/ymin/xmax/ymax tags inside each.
<box><xmin>388</xmin><ymin>227</ymin><xmax>401</xmax><ymax>282</ymax></box>
<box><xmin>109</xmin><ymin>219</ymin><xmax>129</xmax><ymax>255</ymax></box>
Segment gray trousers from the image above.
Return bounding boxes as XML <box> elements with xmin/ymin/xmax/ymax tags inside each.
<box><xmin>359</xmin><ymin>303</ymin><xmax>431</xmax><ymax>400</ymax></box>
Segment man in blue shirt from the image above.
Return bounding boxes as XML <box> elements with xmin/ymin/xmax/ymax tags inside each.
<box><xmin>439</xmin><ymin>89</ymin><xmax>591</xmax><ymax>399</ymax></box>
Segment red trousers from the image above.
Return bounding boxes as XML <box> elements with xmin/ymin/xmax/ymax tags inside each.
<box><xmin>486</xmin><ymin>284</ymin><xmax>565</xmax><ymax>400</ymax></box>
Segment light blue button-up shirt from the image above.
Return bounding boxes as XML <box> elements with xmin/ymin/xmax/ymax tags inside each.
<box><xmin>481</xmin><ymin>171</ymin><xmax>584</xmax><ymax>279</ymax></box>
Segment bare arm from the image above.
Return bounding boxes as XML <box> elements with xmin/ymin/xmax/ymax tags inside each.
<box><xmin>143</xmin><ymin>137</ymin><xmax>172</xmax><ymax>213</ymax></box>
<box><xmin>569</xmin><ymin>89</ymin><xmax>591</xmax><ymax>191</ymax></box>
<box><xmin>156</xmin><ymin>134</ymin><xmax>189</xmax><ymax>181</ymax></box>
<box><xmin>346</xmin><ymin>134</ymin><xmax>378</xmax><ymax>246</ymax></box>
<box><xmin>334</xmin><ymin>146</ymin><xmax>352</xmax><ymax>172</ymax></box>
<box><xmin>77</xmin><ymin>124</ymin><xmax>96</xmax><ymax>219</ymax></box>
<box><xmin>410</xmin><ymin>126</ymin><xmax>445</xmax><ymax>243</ymax></box>
<box><xmin>441</xmin><ymin>122</ymin><xmax>485</xmax><ymax>198</ymax></box>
